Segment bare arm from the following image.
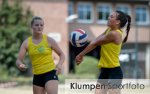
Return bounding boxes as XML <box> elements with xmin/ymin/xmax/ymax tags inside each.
<box><xmin>76</xmin><ymin>30</ymin><xmax>121</xmax><ymax>65</ymax></box>
<box><xmin>48</xmin><ymin>37</ymin><xmax>65</xmax><ymax>74</ymax></box>
<box><xmin>16</xmin><ymin>39</ymin><xmax>28</xmax><ymax>71</ymax></box>
<box><xmin>78</xmin><ymin>31</ymin><xmax>108</xmax><ymax>55</ymax></box>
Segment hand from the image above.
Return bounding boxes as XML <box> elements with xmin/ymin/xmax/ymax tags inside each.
<box><xmin>18</xmin><ymin>63</ymin><xmax>27</xmax><ymax>71</ymax></box>
<box><xmin>55</xmin><ymin>63</ymin><xmax>62</xmax><ymax>75</ymax></box>
<box><xmin>75</xmin><ymin>54</ymin><xmax>83</xmax><ymax>65</ymax></box>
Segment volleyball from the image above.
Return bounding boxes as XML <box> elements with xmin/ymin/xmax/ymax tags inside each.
<box><xmin>70</xmin><ymin>29</ymin><xmax>88</xmax><ymax>47</ymax></box>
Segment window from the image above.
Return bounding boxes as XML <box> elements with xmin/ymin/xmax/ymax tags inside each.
<box><xmin>68</xmin><ymin>2</ymin><xmax>74</xmax><ymax>16</ymax></box>
<box><xmin>77</xmin><ymin>2</ymin><xmax>93</xmax><ymax>23</ymax></box>
<box><xmin>116</xmin><ymin>4</ymin><xmax>130</xmax><ymax>15</ymax></box>
<box><xmin>135</xmin><ymin>6</ymin><xmax>149</xmax><ymax>25</ymax></box>
<box><xmin>97</xmin><ymin>4</ymin><xmax>112</xmax><ymax>24</ymax></box>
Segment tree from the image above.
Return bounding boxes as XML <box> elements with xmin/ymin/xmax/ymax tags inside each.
<box><xmin>0</xmin><ymin>0</ymin><xmax>33</xmax><ymax>76</ymax></box>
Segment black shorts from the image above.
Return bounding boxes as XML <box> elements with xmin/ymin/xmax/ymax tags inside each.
<box><xmin>98</xmin><ymin>67</ymin><xmax>123</xmax><ymax>89</ymax></box>
<box><xmin>33</xmin><ymin>70</ymin><xmax>58</xmax><ymax>87</ymax></box>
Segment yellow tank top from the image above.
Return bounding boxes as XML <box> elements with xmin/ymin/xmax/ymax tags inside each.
<box><xmin>98</xmin><ymin>28</ymin><xmax>123</xmax><ymax>68</ymax></box>
<box><xmin>28</xmin><ymin>34</ymin><xmax>55</xmax><ymax>75</ymax></box>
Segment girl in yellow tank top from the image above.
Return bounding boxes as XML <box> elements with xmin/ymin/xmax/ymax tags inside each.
<box><xmin>28</xmin><ymin>34</ymin><xmax>56</xmax><ymax>74</ymax></box>
<box><xmin>98</xmin><ymin>28</ymin><xmax>123</xmax><ymax>68</ymax></box>
<box><xmin>75</xmin><ymin>11</ymin><xmax>131</xmax><ymax>94</ymax></box>
<box><xmin>16</xmin><ymin>16</ymin><xmax>65</xmax><ymax>94</ymax></box>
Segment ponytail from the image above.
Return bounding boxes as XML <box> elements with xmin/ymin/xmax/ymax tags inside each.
<box><xmin>116</xmin><ymin>10</ymin><xmax>131</xmax><ymax>43</ymax></box>
<box><xmin>123</xmin><ymin>15</ymin><xmax>131</xmax><ymax>43</ymax></box>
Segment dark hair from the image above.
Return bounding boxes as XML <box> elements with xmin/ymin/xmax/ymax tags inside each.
<box><xmin>116</xmin><ymin>10</ymin><xmax>131</xmax><ymax>43</ymax></box>
<box><xmin>31</xmin><ymin>16</ymin><xmax>43</xmax><ymax>26</ymax></box>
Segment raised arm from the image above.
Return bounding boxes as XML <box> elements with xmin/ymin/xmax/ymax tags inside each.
<box><xmin>16</xmin><ymin>39</ymin><xmax>28</xmax><ymax>71</ymax></box>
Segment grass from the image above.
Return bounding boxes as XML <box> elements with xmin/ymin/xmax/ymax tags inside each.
<box><xmin>75</xmin><ymin>56</ymin><xmax>100</xmax><ymax>75</ymax></box>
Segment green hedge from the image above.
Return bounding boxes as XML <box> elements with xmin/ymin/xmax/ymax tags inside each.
<box><xmin>75</xmin><ymin>56</ymin><xmax>100</xmax><ymax>76</ymax></box>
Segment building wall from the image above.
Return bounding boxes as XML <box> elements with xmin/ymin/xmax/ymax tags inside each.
<box><xmin>69</xmin><ymin>1</ymin><xmax>150</xmax><ymax>43</ymax></box>
<box><xmin>23</xmin><ymin>0</ymin><xmax>69</xmax><ymax>74</ymax></box>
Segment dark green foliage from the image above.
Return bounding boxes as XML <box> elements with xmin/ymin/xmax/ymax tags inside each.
<box><xmin>0</xmin><ymin>0</ymin><xmax>33</xmax><ymax>76</ymax></box>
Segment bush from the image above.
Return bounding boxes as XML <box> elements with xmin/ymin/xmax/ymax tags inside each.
<box><xmin>75</xmin><ymin>56</ymin><xmax>100</xmax><ymax>77</ymax></box>
<box><xmin>0</xmin><ymin>0</ymin><xmax>33</xmax><ymax>76</ymax></box>
<box><xmin>0</xmin><ymin>64</ymin><xmax>9</xmax><ymax>81</ymax></box>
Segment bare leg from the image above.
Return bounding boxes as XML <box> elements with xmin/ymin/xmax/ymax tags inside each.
<box><xmin>33</xmin><ymin>85</ymin><xmax>46</xmax><ymax>94</ymax></box>
<box><xmin>95</xmin><ymin>82</ymin><xmax>108</xmax><ymax>94</ymax></box>
<box><xmin>108</xmin><ymin>89</ymin><xmax>121</xmax><ymax>94</ymax></box>
<box><xmin>45</xmin><ymin>80</ymin><xmax>58</xmax><ymax>94</ymax></box>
